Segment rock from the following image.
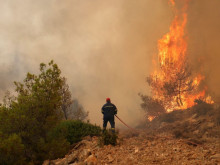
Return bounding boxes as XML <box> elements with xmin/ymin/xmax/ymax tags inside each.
<box><xmin>79</xmin><ymin>149</ymin><xmax>92</xmax><ymax>161</ymax></box>
<box><xmin>207</xmin><ymin>122</ymin><xmax>214</xmax><ymax>128</ymax></box>
<box><xmin>45</xmin><ymin>128</ymin><xmax>220</xmax><ymax>165</ymax></box>
<box><xmin>83</xmin><ymin>136</ymin><xmax>92</xmax><ymax>141</ymax></box>
<box><xmin>107</xmin><ymin>154</ymin><xmax>114</xmax><ymax>163</ymax></box>
<box><xmin>84</xmin><ymin>154</ymin><xmax>97</xmax><ymax>165</ymax></box>
<box><xmin>42</xmin><ymin>160</ymin><xmax>50</xmax><ymax>165</ymax></box>
<box><xmin>210</xmin><ymin>153</ymin><xmax>220</xmax><ymax>160</ymax></box>
<box><xmin>173</xmin><ymin>147</ymin><xmax>181</xmax><ymax>152</ymax></box>
<box><xmin>69</xmin><ymin>163</ymin><xmax>85</xmax><ymax>165</ymax></box>
<box><xmin>193</xmin><ymin>130</ymin><xmax>199</xmax><ymax>135</ymax></box>
<box><xmin>67</xmin><ymin>152</ymin><xmax>78</xmax><ymax>164</ymax></box>
<box><xmin>51</xmin><ymin>158</ymin><xmax>68</xmax><ymax>165</ymax></box>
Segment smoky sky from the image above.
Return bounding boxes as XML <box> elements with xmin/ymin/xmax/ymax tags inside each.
<box><xmin>187</xmin><ymin>0</ymin><xmax>220</xmax><ymax>102</ymax></box>
<box><xmin>0</xmin><ymin>0</ymin><xmax>219</xmax><ymax>126</ymax></box>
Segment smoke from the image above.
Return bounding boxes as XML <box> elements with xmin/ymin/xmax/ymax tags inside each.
<box><xmin>187</xmin><ymin>0</ymin><xmax>220</xmax><ymax>102</ymax></box>
<box><xmin>1</xmin><ymin>0</ymin><xmax>219</xmax><ymax>126</ymax></box>
<box><xmin>0</xmin><ymin>0</ymin><xmax>173</xmax><ymax>127</ymax></box>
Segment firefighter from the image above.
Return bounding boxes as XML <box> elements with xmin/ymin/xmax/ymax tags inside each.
<box><xmin>101</xmin><ymin>98</ymin><xmax>117</xmax><ymax>133</ymax></box>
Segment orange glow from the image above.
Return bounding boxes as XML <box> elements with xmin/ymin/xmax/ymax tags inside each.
<box><xmin>149</xmin><ymin>0</ymin><xmax>213</xmax><ymax>112</ymax></box>
<box><xmin>148</xmin><ymin>116</ymin><xmax>155</xmax><ymax>122</ymax></box>
<box><xmin>169</xmin><ymin>0</ymin><xmax>175</xmax><ymax>6</ymax></box>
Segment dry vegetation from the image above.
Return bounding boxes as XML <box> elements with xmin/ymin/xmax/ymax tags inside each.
<box><xmin>145</xmin><ymin>101</ymin><xmax>220</xmax><ymax>145</ymax></box>
<box><xmin>47</xmin><ymin>102</ymin><xmax>220</xmax><ymax>165</ymax></box>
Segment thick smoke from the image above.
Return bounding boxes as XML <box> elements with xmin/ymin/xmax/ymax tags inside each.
<box><xmin>187</xmin><ymin>0</ymin><xmax>220</xmax><ymax>102</ymax></box>
<box><xmin>0</xmin><ymin>0</ymin><xmax>172</xmax><ymax>126</ymax></box>
<box><xmin>1</xmin><ymin>0</ymin><xmax>219</xmax><ymax>126</ymax></box>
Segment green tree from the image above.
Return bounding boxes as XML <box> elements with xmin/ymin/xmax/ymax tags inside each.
<box><xmin>0</xmin><ymin>61</ymin><xmax>70</xmax><ymax>164</ymax></box>
<box><xmin>0</xmin><ymin>133</ymin><xmax>26</xmax><ymax>165</ymax></box>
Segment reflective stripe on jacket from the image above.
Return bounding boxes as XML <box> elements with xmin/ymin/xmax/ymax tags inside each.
<box><xmin>101</xmin><ymin>102</ymin><xmax>117</xmax><ymax>117</ymax></box>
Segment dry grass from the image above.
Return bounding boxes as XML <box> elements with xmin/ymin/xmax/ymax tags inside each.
<box><xmin>148</xmin><ymin>103</ymin><xmax>220</xmax><ymax>143</ymax></box>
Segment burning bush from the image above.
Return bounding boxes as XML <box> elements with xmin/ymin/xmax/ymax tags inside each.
<box><xmin>146</xmin><ymin>101</ymin><xmax>220</xmax><ymax>144</ymax></box>
<box><xmin>139</xmin><ymin>94</ymin><xmax>166</xmax><ymax>120</ymax></box>
<box><xmin>147</xmin><ymin>62</ymin><xmax>197</xmax><ymax>110</ymax></box>
<box><xmin>141</xmin><ymin>0</ymin><xmax>214</xmax><ymax>117</ymax></box>
<box><xmin>192</xmin><ymin>99</ymin><xmax>214</xmax><ymax>116</ymax></box>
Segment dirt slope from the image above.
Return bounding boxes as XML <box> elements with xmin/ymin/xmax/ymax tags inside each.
<box><xmin>44</xmin><ymin>130</ymin><xmax>220</xmax><ymax>165</ymax></box>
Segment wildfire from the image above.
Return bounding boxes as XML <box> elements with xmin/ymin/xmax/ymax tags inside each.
<box><xmin>148</xmin><ymin>116</ymin><xmax>155</xmax><ymax>122</ymax></box>
<box><xmin>149</xmin><ymin>0</ymin><xmax>213</xmax><ymax>112</ymax></box>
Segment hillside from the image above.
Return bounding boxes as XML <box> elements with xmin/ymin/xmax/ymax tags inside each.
<box><xmin>44</xmin><ymin>130</ymin><xmax>219</xmax><ymax>165</ymax></box>
<box><xmin>45</xmin><ymin>103</ymin><xmax>220</xmax><ymax>165</ymax></box>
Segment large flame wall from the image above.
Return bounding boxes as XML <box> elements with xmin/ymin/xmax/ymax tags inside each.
<box><xmin>150</xmin><ymin>0</ymin><xmax>214</xmax><ymax>111</ymax></box>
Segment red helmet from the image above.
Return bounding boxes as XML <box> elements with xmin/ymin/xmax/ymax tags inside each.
<box><xmin>106</xmin><ymin>98</ymin><xmax>111</xmax><ymax>102</ymax></box>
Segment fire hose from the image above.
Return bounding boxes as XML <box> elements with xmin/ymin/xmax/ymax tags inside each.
<box><xmin>115</xmin><ymin>115</ymin><xmax>137</xmax><ymax>132</ymax></box>
<box><xmin>115</xmin><ymin>116</ymin><xmax>200</xmax><ymax>146</ymax></box>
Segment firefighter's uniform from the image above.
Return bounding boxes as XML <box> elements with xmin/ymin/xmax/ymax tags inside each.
<box><xmin>101</xmin><ymin>100</ymin><xmax>117</xmax><ymax>132</ymax></box>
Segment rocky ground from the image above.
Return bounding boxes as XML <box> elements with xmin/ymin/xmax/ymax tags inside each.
<box><xmin>43</xmin><ymin>129</ymin><xmax>220</xmax><ymax>165</ymax></box>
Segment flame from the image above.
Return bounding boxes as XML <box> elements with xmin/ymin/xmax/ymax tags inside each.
<box><xmin>148</xmin><ymin>116</ymin><xmax>155</xmax><ymax>122</ymax></box>
<box><xmin>149</xmin><ymin>0</ymin><xmax>213</xmax><ymax>112</ymax></box>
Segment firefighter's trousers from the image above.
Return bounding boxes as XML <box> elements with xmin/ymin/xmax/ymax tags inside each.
<box><xmin>103</xmin><ymin>116</ymin><xmax>115</xmax><ymax>132</ymax></box>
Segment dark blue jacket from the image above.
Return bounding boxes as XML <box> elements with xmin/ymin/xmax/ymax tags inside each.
<box><xmin>102</xmin><ymin>102</ymin><xmax>117</xmax><ymax>117</ymax></box>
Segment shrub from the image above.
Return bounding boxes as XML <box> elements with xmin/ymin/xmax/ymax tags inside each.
<box><xmin>43</xmin><ymin>137</ymin><xmax>70</xmax><ymax>160</ymax></box>
<box><xmin>192</xmin><ymin>101</ymin><xmax>213</xmax><ymax>116</ymax></box>
<box><xmin>139</xmin><ymin>94</ymin><xmax>166</xmax><ymax>118</ymax></box>
<box><xmin>215</xmin><ymin>107</ymin><xmax>220</xmax><ymax>125</ymax></box>
<box><xmin>173</xmin><ymin>129</ymin><xmax>183</xmax><ymax>138</ymax></box>
<box><xmin>0</xmin><ymin>133</ymin><xmax>26</xmax><ymax>165</ymax></box>
<box><xmin>50</xmin><ymin>120</ymin><xmax>102</xmax><ymax>144</ymax></box>
<box><xmin>159</xmin><ymin>112</ymin><xmax>177</xmax><ymax>123</ymax></box>
<box><xmin>98</xmin><ymin>130</ymin><xmax>118</xmax><ymax>146</ymax></box>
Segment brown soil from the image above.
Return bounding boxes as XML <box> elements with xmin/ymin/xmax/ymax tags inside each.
<box><xmin>45</xmin><ymin>130</ymin><xmax>220</xmax><ymax>165</ymax></box>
